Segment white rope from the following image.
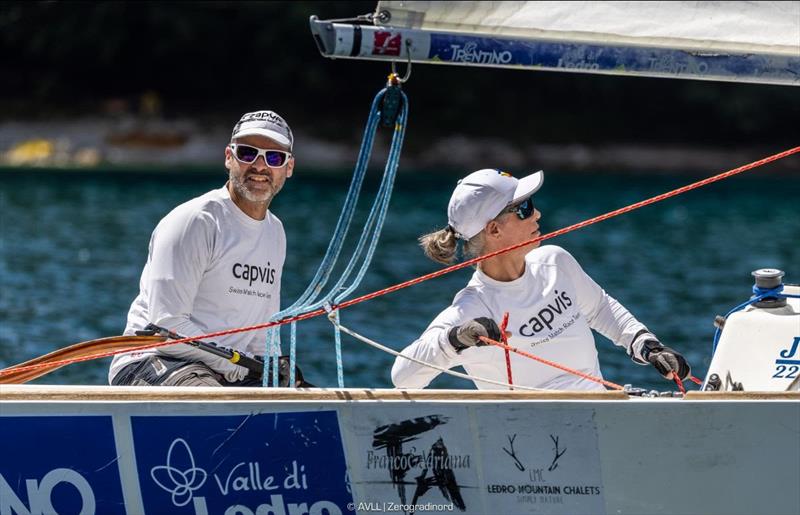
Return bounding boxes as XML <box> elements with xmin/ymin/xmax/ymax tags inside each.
<box><xmin>330</xmin><ymin>319</ymin><xmax>549</xmax><ymax>392</ymax></box>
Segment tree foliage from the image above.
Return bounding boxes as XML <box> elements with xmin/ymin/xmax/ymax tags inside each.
<box><xmin>1</xmin><ymin>1</ymin><xmax>796</xmax><ymax>145</ymax></box>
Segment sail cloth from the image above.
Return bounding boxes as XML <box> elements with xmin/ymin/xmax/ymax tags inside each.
<box><xmin>309</xmin><ymin>1</ymin><xmax>800</xmax><ymax>85</ymax></box>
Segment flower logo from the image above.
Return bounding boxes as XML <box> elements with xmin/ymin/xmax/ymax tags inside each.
<box><xmin>150</xmin><ymin>438</ymin><xmax>207</xmax><ymax>506</ymax></box>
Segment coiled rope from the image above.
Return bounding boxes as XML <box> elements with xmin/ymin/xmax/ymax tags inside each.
<box><xmin>1</xmin><ymin>146</ymin><xmax>797</xmax><ymax>380</ymax></box>
<box><xmin>264</xmin><ymin>80</ymin><xmax>408</xmax><ymax>387</ymax></box>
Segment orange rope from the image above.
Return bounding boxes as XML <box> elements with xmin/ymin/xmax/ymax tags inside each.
<box><xmin>479</xmin><ymin>335</ymin><xmax>625</xmax><ymax>390</ymax></box>
<box><xmin>673</xmin><ymin>373</ymin><xmax>703</xmax><ymax>393</ymax></box>
<box><xmin>500</xmin><ymin>312</ymin><xmax>513</xmax><ymax>389</ymax></box>
<box><xmin>1</xmin><ymin>146</ymin><xmax>798</xmax><ymax>378</ymax></box>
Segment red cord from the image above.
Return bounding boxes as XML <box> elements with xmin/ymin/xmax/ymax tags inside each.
<box><xmin>673</xmin><ymin>373</ymin><xmax>703</xmax><ymax>394</ymax></box>
<box><xmin>480</xmin><ymin>335</ymin><xmax>625</xmax><ymax>390</ymax></box>
<box><xmin>500</xmin><ymin>312</ymin><xmax>513</xmax><ymax>389</ymax></box>
<box><xmin>2</xmin><ymin>146</ymin><xmax>798</xmax><ymax>378</ymax></box>
<box><xmin>674</xmin><ymin>374</ymin><xmax>686</xmax><ymax>394</ymax></box>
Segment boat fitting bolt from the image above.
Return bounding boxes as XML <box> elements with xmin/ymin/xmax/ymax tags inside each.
<box><xmin>705</xmin><ymin>373</ymin><xmax>722</xmax><ymax>391</ymax></box>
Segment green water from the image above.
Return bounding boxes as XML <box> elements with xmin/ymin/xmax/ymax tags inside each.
<box><xmin>1</xmin><ymin>167</ymin><xmax>798</xmax><ymax>390</ymax></box>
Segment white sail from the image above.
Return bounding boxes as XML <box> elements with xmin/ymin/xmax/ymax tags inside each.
<box><xmin>377</xmin><ymin>1</ymin><xmax>800</xmax><ymax>56</ymax></box>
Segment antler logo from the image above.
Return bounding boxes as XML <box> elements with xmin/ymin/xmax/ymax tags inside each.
<box><xmin>150</xmin><ymin>438</ymin><xmax>208</xmax><ymax>507</ymax></box>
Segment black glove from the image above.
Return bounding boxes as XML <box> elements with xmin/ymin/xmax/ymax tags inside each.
<box><xmin>641</xmin><ymin>339</ymin><xmax>691</xmax><ymax>381</ymax></box>
<box><xmin>231</xmin><ymin>356</ymin><xmax>315</xmax><ymax>388</ymax></box>
<box><xmin>447</xmin><ymin>317</ymin><xmax>502</xmax><ymax>353</ymax></box>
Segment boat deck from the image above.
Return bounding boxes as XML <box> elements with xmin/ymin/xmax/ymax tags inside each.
<box><xmin>2</xmin><ymin>384</ymin><xmax>798</xmax><ymax>401</ymax></box>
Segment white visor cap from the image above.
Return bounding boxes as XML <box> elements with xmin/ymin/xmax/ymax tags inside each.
<box><xmin>231</xmin><ymin>111</ymin><xmax>294</xmax><ymax>150</ymax></box>
<box><xmin>447</xmin><ymin>169</ymin><xmax>544</xmax><ymax>240</ymax></box>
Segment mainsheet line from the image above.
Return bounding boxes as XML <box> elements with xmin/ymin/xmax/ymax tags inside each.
<box><xmin>479</xmin><ymin>335</ymin><xmax>625</xmax><ymax>390</ymax></box>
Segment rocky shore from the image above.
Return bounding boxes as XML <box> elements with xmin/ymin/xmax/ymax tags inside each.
<box><xmin>1</xmin><ymin>118</ymin><xmax>794</xmax><ymax>174</ymax></box>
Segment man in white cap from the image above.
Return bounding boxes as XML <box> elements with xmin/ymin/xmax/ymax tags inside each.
<box><xmin>109</xmin><ymin>110</ymin><xmax>303</xmax><ymax>387</ymax></box>
<box><xmin>392</xmin><ymin>169</ymin><xmax>691</xmax><ymax>390</ymax></box>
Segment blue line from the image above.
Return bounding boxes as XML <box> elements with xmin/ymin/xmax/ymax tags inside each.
<box><xmin>775</xmin><ymin>359</ymin><xmax>800</xmax><ymax>365</ymax></box>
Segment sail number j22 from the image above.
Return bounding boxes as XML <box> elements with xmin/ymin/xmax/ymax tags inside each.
<box><xmin>773</xmin><ymin>337</ymin><xmax>800</xmax><ymax>379</ymax></box>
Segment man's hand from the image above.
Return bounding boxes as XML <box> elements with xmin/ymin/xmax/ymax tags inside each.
<box><xmin>218</xmin><ymin>359</ymin><xmax>249</xmax><ymax>383</ymax></box>
<box><xmin>641</xmin><ymin>339</ymin><xmax>691</xmax><ymax>380</ymax></box>
<box><xmin>447</xmin><ymin>317</ymin><xmax>503</xmax><ymax>352</ymax></box>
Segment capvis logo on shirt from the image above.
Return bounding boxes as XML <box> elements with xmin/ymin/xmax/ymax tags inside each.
<box><xmin>232</xmin><ymin>262</ymin><xmax>276</xmax><ymax>286</ymax></box>
<box><xmin>518</xmin><ymin>289</ymin><xmax>573</xmax><ymax>337</ymax></box>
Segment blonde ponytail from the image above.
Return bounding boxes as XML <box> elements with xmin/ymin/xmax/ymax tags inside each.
<box><xmin>419</xmin><ymin>226</ymin><xmax>459</xmax><ymax>264</ymax></box>
<box><xmin>419</xmin><ymin>225</ymin><xmax>488</xmax><ymax>265</ymax></box>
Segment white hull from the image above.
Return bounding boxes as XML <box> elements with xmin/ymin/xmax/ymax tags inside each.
<box><xmin>1</xmin><ymin>386</ymin><xmax>798</xmax><ymax>515</ymax></box>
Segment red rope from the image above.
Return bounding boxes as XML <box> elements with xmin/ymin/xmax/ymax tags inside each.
<box><xmin>480</xmin><ymin>336</ymin><xmax>625</xmax><ymax>390</ymax></box>
<box><xmin>2</xmin><ymin>146</ymin><xmax>798</xmax><ymax>378</ymax></box>
<box><xmin>673</xmin><ymin>374</ymin><xmax>703</xmax><ymax>393</ymax></box>
<box><xmin>500</xmin><ymin>312</ymin><xmax>513</xmax><ymax>389</ymax></box>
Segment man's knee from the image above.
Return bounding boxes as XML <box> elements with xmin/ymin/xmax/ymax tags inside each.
<box><xmin>161</xmin><ymin>362</ymin><xmax>223</xmax><ymax>387</ymax></box>
<box><xmin>112</xmin><ymin>355</ymin><xmax>223</xmax><ymax>387</ymax></box>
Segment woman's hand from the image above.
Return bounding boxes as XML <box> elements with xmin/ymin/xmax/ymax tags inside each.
<box><xmin>447</xmin><ymin>317</ymin><xmax>503</xmax><ymax>352</ymax></box>
<box><xmin>641</xmin><ymin>339</ymin><xmax>691</xmax><ymax>380</ymax></box>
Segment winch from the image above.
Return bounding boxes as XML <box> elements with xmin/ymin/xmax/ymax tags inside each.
<box><xmin>704</xmin><ymin>269</ymin><xmax>800</xmax><ymax>391</ymax></box>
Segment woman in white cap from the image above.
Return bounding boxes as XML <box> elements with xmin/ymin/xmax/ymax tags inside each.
<box><xmin>391</xmin><ymin>169</ymin><xmax>691</xmax><ymax>390</ymax></box>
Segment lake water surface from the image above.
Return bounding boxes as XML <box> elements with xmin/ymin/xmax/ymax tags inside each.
<box><xmin>1</xmin><ymin>166</ymin><xmax>798</xmax><ymax>391</ymax></box>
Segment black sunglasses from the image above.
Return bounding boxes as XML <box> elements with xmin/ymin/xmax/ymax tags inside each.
<box><xmin>230</xmin><ymin>144</ymin><xmax>291</xmax><ymax>167</ymax></box>
<box><xmin>506</xmin><ymin>197</ymin><xmax>535</xmax><ymax>220</ymax></box>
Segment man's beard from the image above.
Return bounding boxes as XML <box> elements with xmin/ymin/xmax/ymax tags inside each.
<box><xmin>229</xmin><ymin>168</ymin><xmax>277</xmax><ymax>203</ymax></box>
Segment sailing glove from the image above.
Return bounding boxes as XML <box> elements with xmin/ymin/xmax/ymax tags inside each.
<box><xmin>640</xmin><ymin>338</ymin><xmax>691</xmax><ymax>381</ymax></box>
<box><xmin>448</xmin><ymin>317</ymin><xmax>502</xmax><ymax>353</ymax></box>
<box><xmin>217</xmin><ymin>359</ymin><xmax>249</xmax><ymax>383</ymax></box>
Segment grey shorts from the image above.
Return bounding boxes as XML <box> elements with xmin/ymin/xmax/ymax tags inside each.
<box><xmin>112</xmin><ymin>355</ymin><xmax>234</xmax><ymax>387</ymax></box>
<box><xmin>111</xmin><ymin>354</ymin><xmax>310</xmax><ymax>387</ymax></box>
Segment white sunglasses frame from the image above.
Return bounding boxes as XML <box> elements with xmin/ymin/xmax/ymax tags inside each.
<box><xmin>229</xmin><ymin>143</ymin><xmax>292</xmax><ymax>168</ymax></box>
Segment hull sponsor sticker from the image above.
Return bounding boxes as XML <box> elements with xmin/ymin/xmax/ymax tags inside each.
<box><xmin>131</xmin><ymin>411</ymin><xmax>353</xmax><ymax>514</ymax></box>
<box><xmin>348</xmin><ymin>406</ymin><xmax>479</xmax><ymax>514</ymax></box>
<box><xmin>477</xmin><ymin>407</ymin><xmax>605</xmax><ymax>514</ymax></box>
<box><xmin>373</xmin><ymin>31</ymin><xmax>402</xmax><ymax>56</ymax></box>
<box><xmin>0</xmin><ymin>416</ymin><xmax>125</xmax><ymax>515</ymax></box>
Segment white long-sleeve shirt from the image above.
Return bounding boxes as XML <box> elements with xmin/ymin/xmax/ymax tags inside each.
<box><xmin>391</xmin><ymin>245</ymin><xmax>647</xmax><ymax>391</ymax></box>
<box><xmin>108</xmin><ymin>186</ymin><xmax>285</xmax><ymax>383</ymax></box>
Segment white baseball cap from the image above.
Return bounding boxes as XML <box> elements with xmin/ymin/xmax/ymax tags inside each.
<box><xmin>231</xmin><ymin>110</ymin><xmax>293</xmax><ymax>150</ymax></box>
<box><xmin>447</xmin><ymin>169</ymin><xmax>544</xmax><ymax>240</ymax></box>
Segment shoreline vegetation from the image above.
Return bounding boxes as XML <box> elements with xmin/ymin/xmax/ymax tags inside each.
<box><xmin>4</xmin><ymin>2</ymin><xmax>797</xmax><ymax>178</ymax></box>
<box><xmin>1</xmin><ymin>118</ymin><xmax>794</xmax><ymax>175</ymax></box>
